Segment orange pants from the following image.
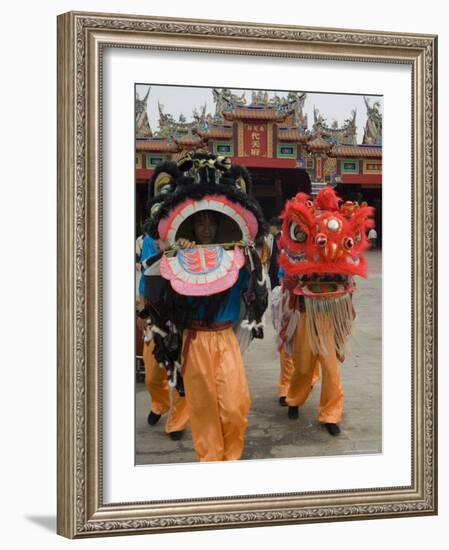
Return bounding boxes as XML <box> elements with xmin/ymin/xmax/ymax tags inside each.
<box><xmin>287</xmin><ymin>313</ymin><xmax>343</xmax><ymax>423</ymax></box>
<box><xmin>278</xmin><ymin>350</ymin><xmax>320</xmax><ymax>397</ymax></box>
<box><xmin>182</xmin><ymin>327</ymin><xmax>250</xmax><ymax>462</ymax></box>
<box><xmin>143</xmin><ymin>340</ymin><xmax>189</xmax><ymax>433</ymax></box>
<box><xmin>278</xmin><ymin>349</ymin><xmax>295</xmax><ymax>397</ymax></box>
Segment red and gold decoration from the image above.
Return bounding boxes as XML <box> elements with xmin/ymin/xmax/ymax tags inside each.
<box><xmin>243</xmin><ymin>123</ymin><xmax>268</xmax><ymax>157</ymax></box>
<box><xmin>278</xmin><ymin>187</ymin><xmax>374</xmax><ymax>357</ymax></box>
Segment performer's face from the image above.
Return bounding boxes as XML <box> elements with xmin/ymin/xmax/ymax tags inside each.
<box><xmin>193</xmin><ymin>212</ymin><xmax>218</xmax><ymax>244</ymax></box>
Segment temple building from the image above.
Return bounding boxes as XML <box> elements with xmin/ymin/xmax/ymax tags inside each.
<box><xmin>136</xmin><ymin>88</ymin><xmax>382</xmax><ymax>240</ymax></box>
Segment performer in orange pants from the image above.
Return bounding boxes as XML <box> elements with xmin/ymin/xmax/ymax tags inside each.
<box><xmin>182</xmin><ymin>324</ymin><xmax>250</xmax><ymax>462</ymax></box>
<box><xmin>273</xmin><ymin>281</ymin><xmax>319</xmax><ymax>406</ymax></box>
<box><xmin>142</xmin><ymin>153</ymin><xmax>268</xmax><ymax>460</ymax></box>
<box><xmin>272</xmin><ymin>284</ymin><xmax>296</xmax><ymax>405</ymax></box>
<box><xmin>143</xmin><ymin>339</ymin><xmax>189</xmax><ymax>439</ymax></box>
<box><xmin>278</xmin><ymin>349</ymin><xmax>295</xmax><ymax>405</ymax></box>
<box><xmin>286</xmin><ymin>313</ymin><xmax>343</xmax><ymax>425</ymax></box>
<box><xmin>278</xmin><ymin>349</ymin><xmax>320</xmax><ymax>405</ymax></box>
<box><xmin>277</xmin><ymin>187</ymin><xmax>374</xmax><ymax>435</ymax></box>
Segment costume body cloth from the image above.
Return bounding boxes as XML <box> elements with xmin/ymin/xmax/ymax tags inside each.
<box><xmin>277</xmin><ymin>187</ymin><xmax>374</xmax><ymax>427</ymax></box>
<box><xmin>279</xmin><ymin>348</ymin><xmax>320</xmax><ymax>398</ymax></box>
<box><xmin>139</xmin><ymin>235</ymin><xmax>158</xmax><ymax>296</ymax></box>
<box><xmin>143</xmin><ymin>339</ymin><xmax>189</xmax><ymax>433</ymax></box>
<box><xmin>141</xmin><ymin>237</ymin><xmax>189</xmax><ymax>433</ymax></box>
<box><xmin>286</xmin><ymin>313</ymin><xmax>343</xmax><ymax>423</ymax></box>
<box><xmin>182</xmin><ymin>269</ymin><xmax>250</xmax><ymax>462</ymax></box>
<box><xmin>272</xmin><ymin>280</ymin><xmax>318</xmax><ymax>398</ymax></box>
<box><xmin>278</xmin><ymin>349</ymin><xmax>294</xmax><ymax>397</ymax></box>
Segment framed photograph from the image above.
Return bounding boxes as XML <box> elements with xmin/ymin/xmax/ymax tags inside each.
<box><xmin>57</xmin><ymin>11</ymin><xmax>437</xmax><ymax>538</ymax></box>
<box><xmin>133</xmin><ymin>83</ymin><xmax>384</xmax><ymax>467</ymax></box>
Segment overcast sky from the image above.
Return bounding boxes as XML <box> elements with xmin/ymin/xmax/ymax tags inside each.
<box><xmin>136</xmin><ymin>84</ymin><xmax>382</xmax><ymax>144</ymax></box>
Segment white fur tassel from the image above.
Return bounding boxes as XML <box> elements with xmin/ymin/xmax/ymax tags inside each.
<box><xmin>151</xmin><ymin>325</ymin><xmax>168</xmax><ymax>338</ymax></box>
<box><xmin>168</xmin><ymin>361</ymin><xmax>182</xmax><ymax>388</ymax></box>
<box><xmin>304</xmin><ymin>293</ymin><xmax>353</xmax><ymax>358</ymax></box>
<box><xmin>240</xmin><ymin>317</ymin><xmax>265</xmax><ymax>331</ymax></box>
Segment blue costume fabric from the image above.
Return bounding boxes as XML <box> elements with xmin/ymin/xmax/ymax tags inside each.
<box><xmin>139</xmin><ymin>235</ymin><xmax>158</xmax><ymax>296</ymax></box>
<box><xmin>186</xmin><ymin>269</ymin><xmax>249</xmax><ymax>323</ymax></box>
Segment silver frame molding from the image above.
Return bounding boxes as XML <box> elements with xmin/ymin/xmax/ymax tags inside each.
<box><xmin>57</xmin><ymin>11</ymin><xmax>438</xmax><ymax>538</ymax></box>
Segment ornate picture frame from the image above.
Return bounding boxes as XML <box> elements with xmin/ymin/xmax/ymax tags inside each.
<box><xmin>57</xmin><ymin>11</ymin><xmax>437</xmax><ymax>538</ymax></box>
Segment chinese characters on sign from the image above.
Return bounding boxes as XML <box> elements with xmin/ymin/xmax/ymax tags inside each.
<box><xmin>244</xmin><ymin>124</ymin><xmax>268</xmax><ymax>157</ymax></box>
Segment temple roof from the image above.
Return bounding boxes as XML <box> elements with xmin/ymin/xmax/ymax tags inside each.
<box><xmin>197</xmin><ymin>127</ymin><xmax>234</xmax><ymax>140</ymax></box>
<box><xmin>277</xmin><ymin>129</ymin><xmax>310</xmax><ymax>143</ymax></box>
<box><xmin>136</xmin><ymin>134</ymin><xmax>205</xmax><ymax>153</ymax></box>
<box><xmin>329</xmin><ymin>145</ymin><xmax>382</xmax><ymax>158</ymax></box>
<box><xmin>136</xmin><ymin>139</ymin><xmax>178</xmax><ymax>153</ymax></box>
<box><xmin>173</xmin><ymin>135</ymin><xmax>204</xmax><ymax>147</ymax></box>
<box><xmin>135</xmin><ymin>134</ymin><xmax>382</xmax><ymax>159</ymax></box>
<box><xmin>306</xmin><ymin>136</ymin><xmax>334</xmax><ymax>153</ymax></box>
<box><xmin>223</xmin><ymin>107</ymin><xmax>287</xmax><ymax>122</ymax></box>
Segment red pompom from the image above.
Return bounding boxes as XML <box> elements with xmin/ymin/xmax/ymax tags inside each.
<box><xmin>294</xmin><ymin>192</ymin><xmax>311</xmax><ymax>205</ymax></box>
<box><xmin>315</xmin><ymin>187</ymin><xmax>341</xmax><ymax>211</ymax></box>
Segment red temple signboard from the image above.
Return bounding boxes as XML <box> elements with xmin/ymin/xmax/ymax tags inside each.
<box><xmin>243</xmin><ymin>123</ymin><xmax>267</xmax><ymax>157</ymax></box>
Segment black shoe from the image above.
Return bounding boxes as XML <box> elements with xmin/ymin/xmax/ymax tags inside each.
<box><xmin>279</xmin><ymin>396</ymin><xmax>288</xmax><ymax>407</ymax></box>
<box><xmin>169</xmin><ymin>430</ymin><xmax>183</xmax><ymax>441</ymax></box>
<box><xmin>288</xmin><ymin>406</ymin><xmax>299</xmax><ymax>419</ymax></box>
<box><xmin>147</xmin><ymin>411</ymin><xmax>161</xmax><ymax>426</ymax></box>
<box><xmin>324</xmin><ymin>423</ymin><xmax>341</xmax><ymax>436</ymax></box>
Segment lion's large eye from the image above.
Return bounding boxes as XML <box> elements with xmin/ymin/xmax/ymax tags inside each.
<box><xmin>315</xmin><ymin>233</ymin><xmax>327</xmax><ymax>247</ymax></box>
<box><xmin>343</xmin><ymin>236</ymin><xmax>354</xmax><ymax>250</ymax></box>
<box><xmin>288</xmin><ymin>221</ymin><xmax>307</xmax><ymax>243</ymax></box>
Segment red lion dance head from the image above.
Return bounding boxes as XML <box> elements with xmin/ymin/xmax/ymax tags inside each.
<box><xmin>279</xmin><ymin>187</ymin><xmax>374</xmax><ymax>297</ymax></box>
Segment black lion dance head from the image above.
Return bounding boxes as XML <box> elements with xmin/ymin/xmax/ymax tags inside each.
<box><xmin>144</xmin><ymin>151</ymin><xmax>266</xmax><ymax>295</ymax></box>
<box><xmin>140</xmin><ymin>152</ymin><xmax>268</xmax><ymax>394</ymax></box>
